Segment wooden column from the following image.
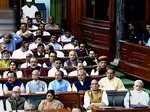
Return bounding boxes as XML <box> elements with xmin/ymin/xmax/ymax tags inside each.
<box><xmin>145</xmin><ymin>0</ymin><xmax>150</xmax><ymax>23</ymax></box>
<box><xmin>67</xmin><ymin>0</ymin><xmax>84</xmax><ymax>39</ymax></box>
<box><xmin>0</xmin><ymin>0</ymin><xmax>9</xmax><ymax>9</ymax></box>
<box><xmin>107</xmin><ymin>0</ymin><xmax>115</xmax><ymax>21</ymax></box>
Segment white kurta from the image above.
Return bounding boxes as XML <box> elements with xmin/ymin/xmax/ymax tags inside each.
<box><xmin>124</xmin><ymin>90</ymin><xmax>150</xmax><ymax>108</ymax></box>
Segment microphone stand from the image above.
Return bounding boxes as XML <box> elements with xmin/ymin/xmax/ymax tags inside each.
<box><xmin>128</xmin><ymin>90</ymin><xmax>131</xmax><ymax>108</ymax></box>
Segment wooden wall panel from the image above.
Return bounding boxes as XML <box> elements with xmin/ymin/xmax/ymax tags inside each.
<box><xmin>80</xmin><ymin>17</ymin><xmax>114</xmax><ymax>60</ymax></box>
<box><xmin>119</xmin><ymin>41</ymin><xmax>150</xmax><ymax>81</ymax></box>
<box><xmin>0</xmin><ymin>0</ymin><xmax>9</xmax><ymax>9</ymax></box>
<box><xmin>67</xmin><ymin>0</ymin><xmax>115</xmax><ymax>60</ymax></box>
<box><xmin>67</xmin><ymin>0</ymin><xmax>84</xmax><ymax>39</ymax></box>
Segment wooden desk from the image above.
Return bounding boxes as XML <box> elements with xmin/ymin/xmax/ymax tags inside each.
<box><xmin>119</xmin><ymin>40</ymin><xmax>150</xmax><ymax>81</ymax></box>
<box><xmin>92</xmin><ymin>107</ymin><xmax>150</xmax><ymax>112</ymax></box>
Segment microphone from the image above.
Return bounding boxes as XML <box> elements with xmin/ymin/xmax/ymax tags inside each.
<box><xmin>128</xmin><ymin>89</ymin><xmax>131</xmax><ymax>108</ymax></box>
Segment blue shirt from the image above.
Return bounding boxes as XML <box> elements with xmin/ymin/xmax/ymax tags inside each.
<box><xmin>4</xmin><ymin>34</ymin><xmax>22</xmax><ymax>52</ymax></box>
<box><xmin>26</xmin><ymin>80</ymin><xmax>47</xmax><ymax>93</ymax></box>
<box><xmin>48</xmin><ymin>79</ymin><xmax>71</xmax><ymax>93</ymax></box>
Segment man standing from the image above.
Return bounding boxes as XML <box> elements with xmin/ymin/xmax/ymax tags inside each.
<box><xmin>21</xmin><ymin>0</ymin><xmax>38</xmax><ymax>22</ymax></box>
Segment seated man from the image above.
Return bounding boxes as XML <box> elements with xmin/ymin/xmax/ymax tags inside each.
<box><xmin>72</xmin><ymin>69</ymin><xmax>91</xmax><ymax>92</ymax></box>
<box><xmin>68</xmin><ymin>62</ymin><xmax>88</xmax><ymax>77</ymax></box>
<box><xmin>48</xmin><ymin>58</ymin><xmax>67</xmax><ymax>77</ymax></box>
<box><xmin>16</xmin><ymin>23</ymin><xmax>32</xmax><ymax>41</ymax></box>
<box><xmin>124</xmin><ymin>80</ymin><xmax>150</xmax><ymax>108</ymax></box>
<box><xmin>25</xmin><ymin>70</ymin><xmax>47</xmax><ymax>109</ymax></box>
<box><xmin>84</xmin><ymin>50</ymin><xmax>97</xmax><ymax>66</ymax></box>
<box><xmin>21</xmin><ymin>57</ymin><xmax>48</xmax><ymax>77</ymax></box>
<box><xmin>45</xmin><ymin>16</ymin><xmax>60</xmax><ymax>31</ymax></box>
<box><xmin>64</xmin><ymin>50</ymin><xmax>78</xmax><ymax>72</ymax></box>
<box><xmin>32</xmin><ymin>43</ymin><xmax>46</xmax><ymax>58</ymax></box>
<box><xmin>76</xmin><ymin>43</ymin><xmax>88</xmax><ymax>57</ymax></box>
<box><xmin>3</xmin><ymin>71</ymin><xmax>25</xmax><ymax>95</ymax></box>
<box><xmin>33</xmin><ymin>23</ymin><xmax>50</xmax><ymax>36</ymax></box>
<box><xmin>11</xmin><ymin>41</ymin><xmax>33</xmax><ymax>59</ymax></box>
<box><xmin>83</xmin><ymin>79</ymin><xmax>108</xmax><ymax>112</ymax></box>
<box><xmin>5</xmin><ymin>86</ymin><xmax>26</xmax><ymax>111</ymax></box>
<box><xmin>48</xmin><ymin>70</ymin><xmax>71</xmax><ymax>93</ymax></box>
<box><xmin>98</xmin><ymin>68</ymin><xmax>125</xmax><ymax>91</ymax></box>
<box><xmin>26</xmin><ymin>70</ymin><xmax>47</xmax><ymax>94</ymax></box>
<box><xmin>0</xmin><ymin>33</ymin><xmax>22</xmax><ymax>52</ymax></box>
<box><xmin>43</xmin><ymin>51</ymin><xmax>57</xmax><ymax>69</ymax></box>
<box><xmin>58</xmin><ymin>30</ymin><xmax>74</xmax><ymax>45</ymax></box>
<box><xmin>90</xmin><ymin>56</ymin><xmax>108</xmax><ymax>76</ymax></box>
<box><xmin>48</xmin><ymin>35</ymin><xmax>63</xmax><ymax>50</ymax></box>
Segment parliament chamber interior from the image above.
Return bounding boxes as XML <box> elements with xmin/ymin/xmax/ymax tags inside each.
<box><xmin>0</xmin><ymin>0</ymin><xmax>150</xmax><ymax>112</ymax></box>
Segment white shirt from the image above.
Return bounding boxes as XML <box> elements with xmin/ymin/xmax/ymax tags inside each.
<box><xmin>33</xmin><ymin>31</ymin><xmax>50</xmax><ymax>36</ymax></box>
<box><xmin>68</xmin><ymin>70</ymin><xmax>89</xmax><ymax>77</ymax></box>
<box><xmin>63</xmin><ymin>43</ymin><xmax>75</xmax><ymax>50</ymax></box>
<box><xmin>90</xmin><ymin>69</ymin><xmax>99</xmax><ymax>76</ymax></box>
<box><xmin>20</xmin><ymin>62</ymin><xmax>41</xmax><ymax>68</ymax></box>
<box><xmin>16</xmin><ymin>30</ymin><xmax>32</xmax><ymax>37</ymax></box>
<box><xmin>0</xmin><ymin>100</ymin><xmax>5</xmax><ymax>111</ymax></box>
<box><xmin>58</xmin><ymin>35</ymin><xmax>74</xmax><ymax>43</ymax></box>
<box><xmin>11</xmin><ymin>48</ymin><xmax>33</xmax><ymax>59</ymax></box>
<box><xmin>22</xmin><ymin>5</ymin><xmax>38</xmax><ymax>18</ymax></box>
<box><xmin>56</xmin><ymin>50</ymin><xmax>65</xmax><ymax>58</ymax></box>
<box><xmin>124</xmin><ymin>90</ymin><xmax>150</xmax><ymax>108</ymax></box>
<box><xmin>3</xmin><ymin>71</ymin><xmax>23</xmax><ymax>78</ymax></box>
<box><xmin>48</xmin><ymin>67</ymin><xmax>67</xmax><ymax>77</ymax></box>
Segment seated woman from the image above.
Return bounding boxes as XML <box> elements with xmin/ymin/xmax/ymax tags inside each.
<box><xmin>38</xmin><ymin>90</ymin><xmax>64</xmax><ymax>111</ymax></box>
<box><xmin>83</xmin><ymin>79</ymin><xmax>108</xmax><ymax>112</ymax></box>
<box><xmin>124</xmin><ymin>80</ymin><xmax>150</xmax><ymax>108</ymax></box>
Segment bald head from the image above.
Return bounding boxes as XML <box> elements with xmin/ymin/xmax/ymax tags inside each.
<box><xmin>32</xmin><ymin>70</ymin><xmax>40</xmax><ymax>80</ymax></box>
<box><xmin>12</xmin><ymin>86</ymin><xmax>21</xmax><ymax>93</ymax></box>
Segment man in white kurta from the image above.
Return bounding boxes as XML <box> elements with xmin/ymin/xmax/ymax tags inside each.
<box><xmin>22</xmin><ymin>0</ymin><xmax>38</xmax><ymax>20</ymax></box>
<box><xmin>98</xmin><ymin>68</ymin><xmax>125</xmax><ymax>91</ymax></box>
<box><xmin>124</xmin><ymin>80</ymin><xmax>149</xmax><ymax>108</ymax></box>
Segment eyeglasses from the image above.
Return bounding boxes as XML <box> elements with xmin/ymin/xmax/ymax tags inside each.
<box><xmin>47</xmin><ymin>95</ymin><xmax>53</xmax><ymax>97</ymax></box>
